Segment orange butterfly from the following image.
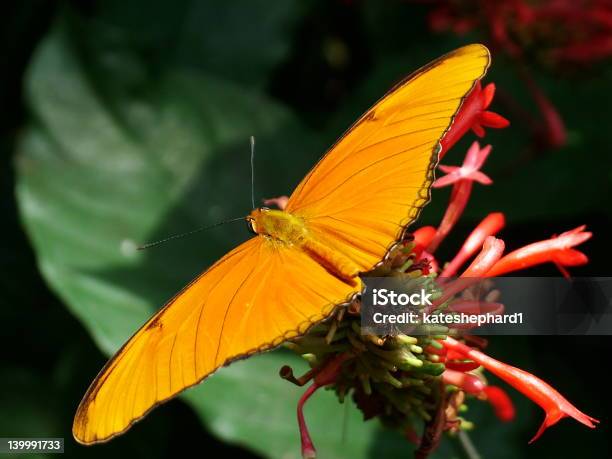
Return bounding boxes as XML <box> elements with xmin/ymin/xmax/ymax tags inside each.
<box><xmin>73</xmin><ymin>44</ymin><xmax>490</xmax><ymax>444</ymax></box>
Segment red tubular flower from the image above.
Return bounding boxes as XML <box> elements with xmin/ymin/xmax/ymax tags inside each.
<box><xmin>413</xmin><ymin>226</ymin><xmax>437</xmax><ymax>249</ymax></box>
<box><xmin>428</xmin><ymin>180</ymin><xmax>474</xmax><ymax>254</ymax></box>
<box><xmin>440</xmin><ymin>82</ymin><xmax>509</xmax><ymax>158</ymax></box>
<box><xmin>554</xmin><ymin>35</ymin><xmax>612</xmax><ymax>62</ymax></box>
<box><xmin>445</xmin><ymin>360</ymin><xmax>480</xmax><ymax>372</ymax></box>
<box><xmin>297</xmin><ymin>385</ymin><xmax>318</xmax><ymax>459</ymax></box>
<box><xmin>535</xmin><ymin>2</ymin><xmax>612</xmax><ymax>64</ymax></box>
<box><xmin>296</xmin><ymin>354</ymin><xmax>349</xmax><ymax>458</ymax></box>
<box><xmin>427</xmin><ymin>237</ymin><xmax>504</xmax><ymax>314</ymax></box>
<box><xmin>263</xmin><ymin>195</ymin><xmax>289</xmax><ymax>210</ymax></box>
<box><xmin>424</xmin><ymin>0</ymin><xmax>612</xmax><ymax>150</ymax></box>
<box><xmin>412</xmin><ymin>226</ymin><xmax>439</xmax><ymax>273</ymax></box>
<box><xmin>434</xmin><ymin>142</ymin><xmax>493</xmax><ymax>188</ymax></box>
<box><xmin>484</xmin><ymin>385</ymin><xmax>516</xmax><ymax>422</ymax></box>
<box><xmin>426</xmin><ymin>1</ymin><xmax>612</xmax><ymax>66</ymax></box>
<box><xmin>519</xmin><ymin>68</ymin><xmax>567</xmax><ymax>148</ymax></box>
<box><xmin>429</xmin><ymin>142</ymin><xmax>494</xmax><ymax>253</ymax></box>
<box><xmin>425</xmin><ymin>344</ymin><xmax>447</xmax><ymax>357</ymax></box>
<box><xmin>442</xmin><ymin>369</ymin><xmax>485</xmax><ymax>395</ymax></box>
<box><xmin>485</xmin><ymin>225</ymin><xmax>592</xmax><ymax>277</ymax></box>
<box><xmin>441</xmin><ymin>337</ymin><xmax>599</xmax><ymax>443</ymax></box>
<box><xmin>461</xmin><ymin>236</ymin><xmax>505</xmax><ymax>277</ymax></box>
<box><xmin>441</xmin><ymin>212</ymin><xmax>506</xmax><ymax>277</ymax></box>
<box><xmin>428</xmin><ymin>5</ymin><xmax>476</xmax><ymax>35</ymax></box>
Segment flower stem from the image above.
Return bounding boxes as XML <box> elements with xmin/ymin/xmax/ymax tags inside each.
<box><xmin>297</xmin><ymin>384</ymin><xmax>318</xmax><ymax>459</ymax></box>
<box><xmin>457</xmin><ymin>430</ymin><xmax>481</xmax><ymax>459</ymax></box>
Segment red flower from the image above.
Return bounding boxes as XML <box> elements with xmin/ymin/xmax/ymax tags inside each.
<box><xmin>520</xmin><ymin>68</ymin><xmax>567</xmax><ymax>148</ymax></box>
<box><xmin>429</xmin><ymin>142</ymin><xmax>494</xmax><ymax>252</ymax></box>
<box><xmin>297</xmin><ymin>385</ymin><xmax>318</xmax><ymax>459</ymax></box>
<box><xmin>295</xmin><ymin>354</ymin><xmax>349</xmax><ymax>459</ymax></box>
<box><xmin>427</xmin><ymin>236</ymin><xmax>504</xmax><ymax>314</ymax></box>
<box><xmin>484</xmin><ymin>386</ymin><xmax>516</xmax><ymax>422</ymax></box>
<box><xmin>263</xmin><ymin>195</ymin><xmax>289</xmax><ymax>210</ymax></box>
<box><xmin>428</xmin><ymin>181</ymin><xmax>471</xmax><ymax>254</ymax></box>
<box><xmin>434</xmin><ymin>142</ymin><xmax>493</xmax><ymax>188</ymax></box>
<box><xmin>413</xmin><ymin>226</ymin><xmax>437</xmax><ymax>249</ymax></box>
<box><xmin>445</xmin><ymin>360</ymin><xmax>480</xmax><ymax>372</ymax></box>
<box><xmin>426</xmin><ymin>0</ymin><xmax>612</xmax><ymax>66</ymax></box>
<box><xmin>442</xmin><ymin>369</ymin><xmax>485</xmax><ymax>395</ymax></box>
<box><xmin>412</xmin><ymin>226</ymin><xmax>439</xmax><ymax>273</ymax></box>
<box><xmin>441</xmin><ymin>212</ymin><xmax>506</xmax><ymax>277</ymax></box>
<box><xmin>283</xmin><ymin>62</ymin><xmax>597</xmax><ymax>454</ymax></box>
<box><xmin>461</xmin><ymin>236</ymin><xmax>505</xmax><ymax>277</ymax></box>
<box><xmin>440</xmin><ymin>83</ymin><xmax>509</xmax><ymax>158</ymax></box>
<box><xmin>422</xmin><ymin>0</ymin><xmax>612</xmax><ymax>149</ymax></box>
<box><xmin>441</xmin><ymin>337</ymin><xmax>599</xmax><ymax>443</ymax></box>
<box><xmin>485</xmin><ymin>225</ymin><xmax>592</xmax><ymax>277</ymax></box>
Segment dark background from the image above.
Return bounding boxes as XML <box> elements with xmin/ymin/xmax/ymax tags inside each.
<box><xmin>2</xmin><ymin>1</ymin><xmax>611</xmax><ymax>458</ymax></box>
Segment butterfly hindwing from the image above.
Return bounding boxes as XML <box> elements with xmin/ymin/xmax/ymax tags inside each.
<box><xmin>73</xmin><ymin>237</ymin><xmax>359</xmax><ymax>444</ymax></box>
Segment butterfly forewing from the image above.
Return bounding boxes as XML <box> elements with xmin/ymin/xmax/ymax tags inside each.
<box><xmin>286</xmin><ymin>44</ymin><xmax>490</xmax><ymax>272</ymax></box>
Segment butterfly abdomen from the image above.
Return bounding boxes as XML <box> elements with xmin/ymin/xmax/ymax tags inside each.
<box><xmin>300</xmin><ymin>238</ymin><xmax>361</xmax><ymax>286</ymax></box>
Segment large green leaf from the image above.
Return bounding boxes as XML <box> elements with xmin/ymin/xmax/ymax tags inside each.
<box><xmin>67</xmin><ymin>0</ymin><xmax>304</xmax><ymax>88</ymax></box>
<box><xmin>185</xmin><ymin>350</ymin><xmax>414</xmax><ymax>459</ymax></box>
<box><xmin>15</xmin><ymin>22</ymin><xmax>413</xmax><ymax>459</ymax></box>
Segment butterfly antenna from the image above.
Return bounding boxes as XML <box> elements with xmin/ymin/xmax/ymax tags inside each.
<box><xmin>137</xmin><ymin>217</ymin><xmax>245</xmax><ymax>250</ymax></box>
<box><xmin>250</xmin><ymin>135</ymin><xmax>256</xmax><ymax>210</ymax></box>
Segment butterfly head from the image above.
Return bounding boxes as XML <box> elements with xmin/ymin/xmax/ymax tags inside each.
<box><xmin>246</xmin><ymin>207</ymin><xmax>271</xmax><ymax>235</ymax></box>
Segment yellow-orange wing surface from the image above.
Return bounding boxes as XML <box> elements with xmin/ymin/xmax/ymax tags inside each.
<box><xmin>73</xmin><ymin>44</ymin><xmax>490</xmax><ymax>445</ymax></box>
<box><xmin>286</xmin><ymin>44</ymin><xmax>490</xmax><ymax>271</ymax></box>
<box><xmin>73</xmin><ymin>237</ymin><xmax>360</xmax><ymax>443</ymax></box>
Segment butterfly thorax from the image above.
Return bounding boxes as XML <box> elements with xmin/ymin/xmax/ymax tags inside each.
<box><xmin>248</xmin><ymin>208</ymin><xmax>360</xmax><ymax>285</ymax></box>
<box><xmin>247</xmin><ymin>208</ymin><xmax>309</xmax><ymax>245</ymax></box>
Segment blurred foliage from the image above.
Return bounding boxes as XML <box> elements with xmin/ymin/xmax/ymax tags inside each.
<box><xmin>3</xmin><ymin>1</ymin><xmax>612</xmax><ymax>458</ymax></box>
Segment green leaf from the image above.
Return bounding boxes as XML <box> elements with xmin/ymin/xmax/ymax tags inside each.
<box><xmin>66</xmin><ymin>0</ymin><xmax>304</xmax><ymax>88</ymax></box>
<box><xmin>186</xmin><ymin>350</ymin><xmax>411</xmax><ymax>459</ymax></box>
<box><xmin>17</xmin><ymin>23</ymin><xmax>305</xmax><ymax>355</ymax></box>
<box><xmin>15</xmin><ymin>22</ymin><xmax>410</xmax><ymax>458</ymax></box>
